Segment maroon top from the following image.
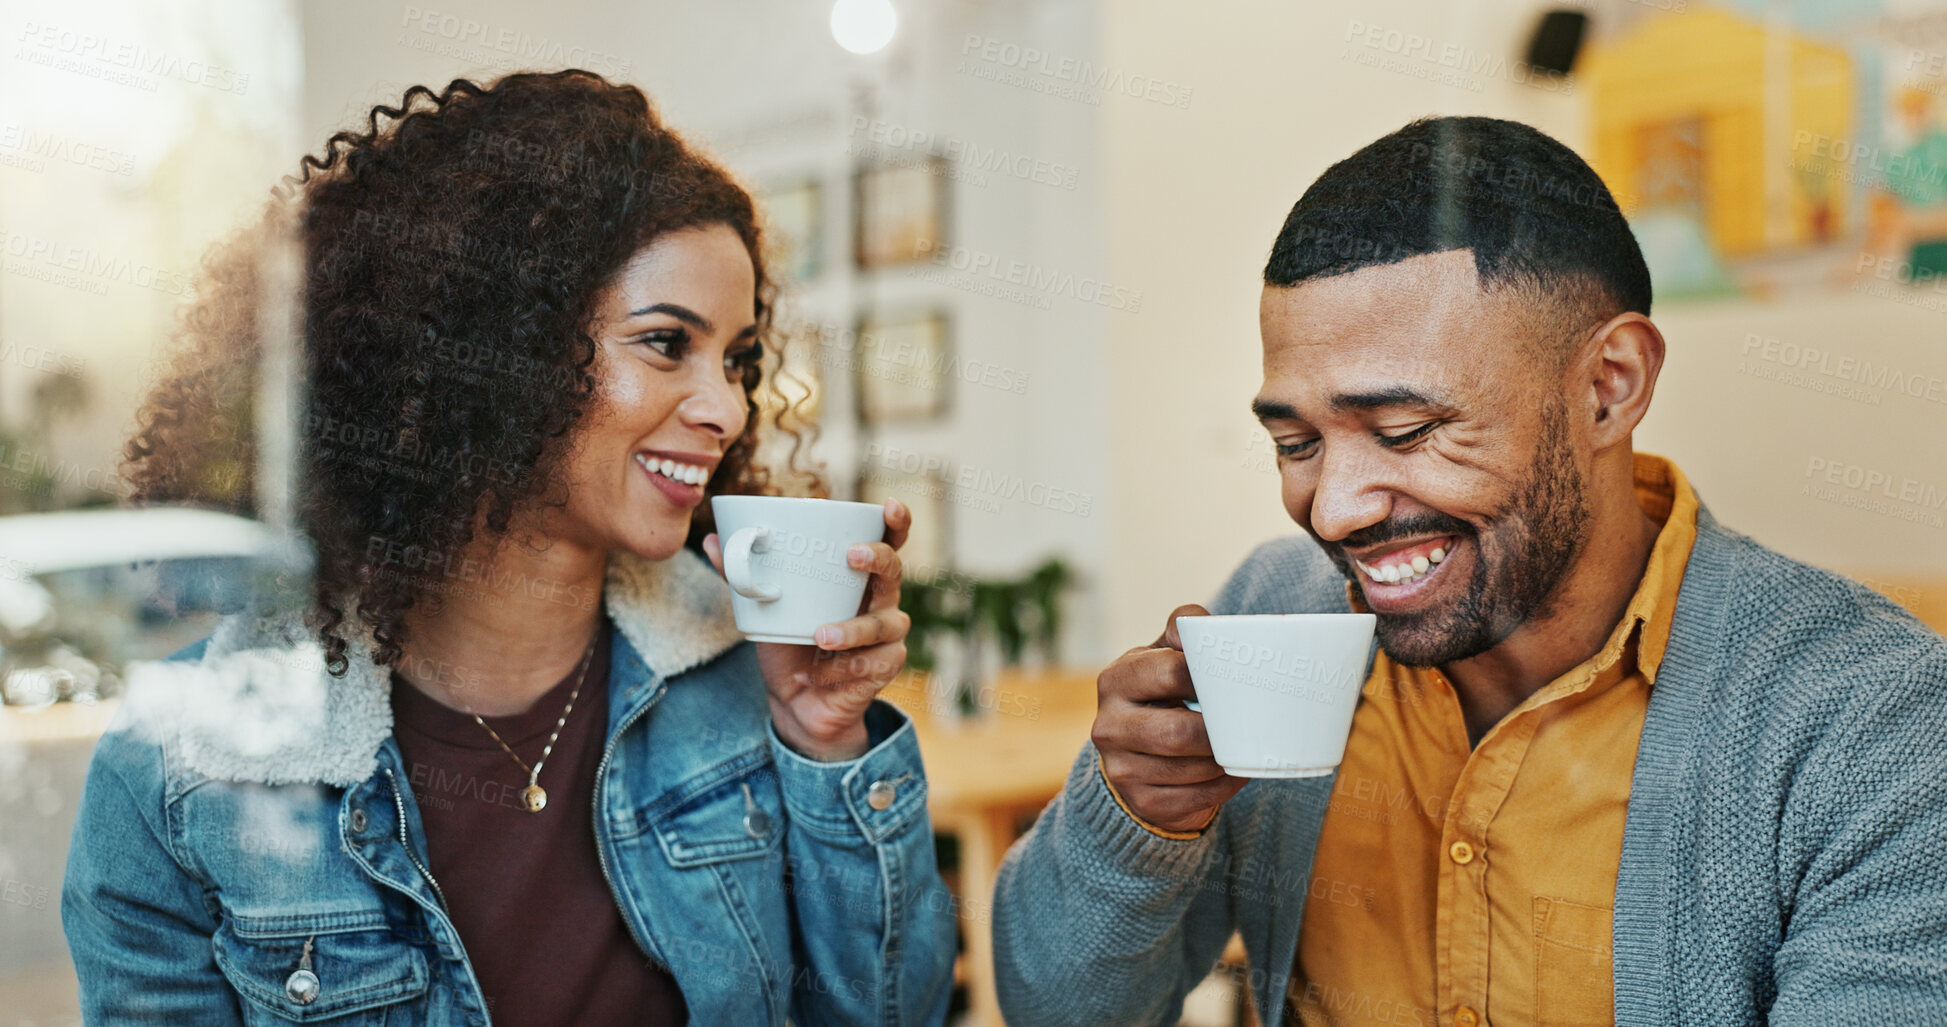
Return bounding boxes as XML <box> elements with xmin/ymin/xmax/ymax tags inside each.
<box><xmin>390</xmin><ymin>620</ymin><xmax>687</xmax><ymax>1025</ymax></box>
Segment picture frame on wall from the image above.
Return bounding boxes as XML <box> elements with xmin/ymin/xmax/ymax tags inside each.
<box><xmin>854</xmin><ymin>156</ymin><xmax>947</xmax><ymax>269</ymax></box>
<box><xmin>855</xmin><ymin>463</ymin><xmax>949</xmax><ymax>574</ymax></box>
<box><xmin>854</xmin><ymin>309</ymin><xmax>951</xmax><ymax>424</ymax></box>
<box><xmin>760</xmin><ymin>178</ymin><xmax>824</xmax><ymax>282</ymax></box>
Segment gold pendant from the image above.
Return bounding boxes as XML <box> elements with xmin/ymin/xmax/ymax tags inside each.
<box><xmin>521</xmin><ymin>785</ymin><xmax>547</xmax><ymax>812</ymax></box>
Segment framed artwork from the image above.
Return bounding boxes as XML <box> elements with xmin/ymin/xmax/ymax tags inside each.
<box><xmin>854</xmin><ymin>157</ymin><xmax>947</xmax><ymax>269</ymax></box>
<box><xmin>854</xmin><ymin>310</ymin><xmax>950</xmax><ymax>424</ymax></box>
<box><xmin>855</xmin><ymin>463</ymin><xmax>949</xmax><ymax>574</ymax></box>
<box><xmin>761</xmin><ymin>178</ymin><xmax>824</xmax><ymax>282</ymax></box>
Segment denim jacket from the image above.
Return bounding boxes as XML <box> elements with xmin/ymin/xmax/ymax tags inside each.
<box><xmin>61</xmin><ymin>549</ymin><xmax>957</xmax><ymax>1025</ymax></box>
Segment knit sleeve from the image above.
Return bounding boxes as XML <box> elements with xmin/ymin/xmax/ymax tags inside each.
<box><xmin>1768</xmin><ymin>644</ymin><xmax>1947</xmax><ymax>1019</ymax></box>
<box><xmin>990</xmin><ymin>742</ymin><xmax>1236</xmax><ymax>1027</ymax></box>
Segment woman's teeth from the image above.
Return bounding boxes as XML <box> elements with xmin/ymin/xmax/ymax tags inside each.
<box><xmin>635</xmin><ymin>454</ymin><xmax>711</xmax><ymax>486</ymax></box>
<box><xmin>1358</xmin><ymin>545</ymin><xmax>1447</xmax><ymax>586</ymax></box>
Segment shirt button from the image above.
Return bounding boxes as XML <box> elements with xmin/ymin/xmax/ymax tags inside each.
<box><xmin>866</xmin><ymin>779</ymin><xmax>896</xmax><ymax>811</ymax></box>
<box><xmin>348</xmin><ymin>809</ymin><xmax>368</xmax><ymax>834</ymax></box>
<box><xmin>1449</xmin><ymin>841</ymin><xmax>1475</xmax><ymax>865</ymax></box>
<box><xmin>1455</xmin><ymin>1007</ymin><xmax>1479</xmax><ymax>1027</ymax></box>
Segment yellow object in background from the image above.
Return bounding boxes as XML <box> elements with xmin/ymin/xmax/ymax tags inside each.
<box><xmin>1583</xmin><ymin>6</ymin><xmax>1853</xmax><ymax>257</ymax></box>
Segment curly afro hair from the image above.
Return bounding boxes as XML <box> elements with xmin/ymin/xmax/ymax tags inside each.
<box><xmin>123</xmin><ymin>69</ymin><xmax>821</xmax><ymax>673</ymax></box>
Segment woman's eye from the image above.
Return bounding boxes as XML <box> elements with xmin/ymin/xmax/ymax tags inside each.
<box><xmin>633</xmin><ymin>329</ymin><xmax>689</xmax><ymax>359</ymax></box>
<box><xmin>1377</xmin><ymin>422</ymin><xmax>1437</xmax><ymax>447</ymax></box>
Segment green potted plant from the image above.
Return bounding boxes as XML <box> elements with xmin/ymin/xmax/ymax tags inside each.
<box><xmin>899</xmin><ymin>558</ymin><xmax>1071</xmax><ymax>717</ymax></box>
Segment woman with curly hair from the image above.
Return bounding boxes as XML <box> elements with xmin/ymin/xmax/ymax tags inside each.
<box><xmin>61</xmin><ymin>70</ymin><xmax>956</xmax><ymax>1025</ymax></box>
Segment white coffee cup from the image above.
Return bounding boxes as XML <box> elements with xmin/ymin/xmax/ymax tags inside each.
<box><xmin>1175</xmin><ymin>613</ymin><xmax>1376</xmax><ymax>778</ymax></box>
<box><xmin>710</xmin><ymin>496</ymin><xmax>887</xmax><ymax>645</ymax></box>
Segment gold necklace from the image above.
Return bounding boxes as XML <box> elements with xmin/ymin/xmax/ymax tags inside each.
<box><xmin>468</xmin><ymin>636</ymin><xmax>597</xmax><ymax>813</ymax></box>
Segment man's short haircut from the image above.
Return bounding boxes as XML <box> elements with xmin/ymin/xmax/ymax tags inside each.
<box><xmin>1263</xmin><ymin>116</ymin><xmax>1651</xmax><ymax>351</ymax></box>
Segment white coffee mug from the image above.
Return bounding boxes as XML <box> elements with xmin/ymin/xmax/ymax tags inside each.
<box><xmin>710</xmin><ymin>496</ymin><xmax>887</xmax><ymax>645</ymax></box>
<box><xmin>1176</xmin><ymin>613</ymin><xmax>1376</xmax><ymax>777</ymax></box>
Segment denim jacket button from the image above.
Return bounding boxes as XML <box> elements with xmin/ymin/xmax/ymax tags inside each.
<box><xmin>349</xmin><ymin>808</ymin><xmax>368</xmax><ymax>834</ymax></box>
<box><xmin>866</xmin><ymin>779</ymin><xmax>896</xmax><ymax>811</ymax></box>
<box><xmin>284</xmin><ymin>968</ymin><xmax>320</xmax><ymax>1005</ymax></box>
<box><xmin>743</xmin><ymin>808</ymin><xmax>772</xmax><ymax>838</ymax></box>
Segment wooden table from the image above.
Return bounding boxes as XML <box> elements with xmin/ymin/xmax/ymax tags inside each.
<box><xmin>882</xmin><ymin>668</ymin><xmax>1100</xmax><ymax>1027</ymax></box>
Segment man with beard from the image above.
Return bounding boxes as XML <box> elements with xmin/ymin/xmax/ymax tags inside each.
<box><xmin>991</xmin><ymin>117</ymin><xmax>1947</xmax><ymax>1026</ymax></box>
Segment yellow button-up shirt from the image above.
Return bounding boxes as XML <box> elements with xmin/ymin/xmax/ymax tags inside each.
<box><xmin>1286</xmin><ymin>452</ymin><xmax>1699</xmax><ymax>1027</ymax></box>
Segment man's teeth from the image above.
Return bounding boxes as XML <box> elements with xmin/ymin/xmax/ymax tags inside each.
<box><xmin>1357</xmin><ymin>545</ymin><xmax>1448</xmax><ymax>585</ymax></box>
<box><xmin>635</xmin><ymin>454</ymin><xmax>710</xmax><ymax>486</ymax></box>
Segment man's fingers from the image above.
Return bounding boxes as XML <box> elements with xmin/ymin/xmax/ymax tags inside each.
<box><xmin>1092</xmin><ymin>602</ymin><xmax>1237</xmax><ymax>832</ymax></box>
<box><xmin>1104</xmin><ymin>749</ymin><xmax>1229</xmax><ymax>787</ymax></box>
<box><xmin>1098</xmin><ymin>647</ymin><xmax>1196</xmax><ymax>706</ymax></box>
<box><xmin>1096</xmin><ymin>703</ymin><xmax>1215</xmax><ymax>759</ymax></box>
<box><xmin>1158</xmin><ymin>603</ymin><xmax>1210</xmax><ymax>652</ymax></box>
<box><xmin>1127</xmin><ymin>706</ymin><xmax>1216</xmax><ymax>758</ymax></box>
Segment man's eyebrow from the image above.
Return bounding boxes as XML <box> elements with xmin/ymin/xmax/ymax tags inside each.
<box><xmin>1252</xmin><ymin>387</ymin><xmax>1457</xmax><ymax>423</ymax></box>
<box><xmin>1328</xmin><ymin>386</ymin><xmax>1454</xmax><ymax>413</ymax></box>
<box><xmin>1252</xmin><ymin>398</ymin><xmax>1303</xmax><ymax>422</ymax></box>
<box><xmin>627</xmin><ymin>302</ymin><xmax>712</xmax><ymax>332</ymax></box>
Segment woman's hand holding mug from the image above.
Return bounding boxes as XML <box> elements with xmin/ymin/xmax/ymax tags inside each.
<box><xmin>705</xmin><ymin>498</ymin><xmax>913</xmax><ymax>761</ymax></box>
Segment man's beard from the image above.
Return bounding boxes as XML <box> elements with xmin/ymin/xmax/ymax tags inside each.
<box><xmin>1324</xmin><ymin>405</ymin><xmax>1590</xmax><ymax>667</ymax></box>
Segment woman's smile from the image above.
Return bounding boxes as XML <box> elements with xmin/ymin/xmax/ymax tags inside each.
<box><xmin>634</xmin><ymin>448</ymin><xmax>718</xmax><ymax>509</ymax></box>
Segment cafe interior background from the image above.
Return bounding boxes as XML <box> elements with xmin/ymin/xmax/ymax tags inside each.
<box><xmin>2</xmin><ymin>0</ymin><xmax>1944</xmax><ymax>1022</ymax></box>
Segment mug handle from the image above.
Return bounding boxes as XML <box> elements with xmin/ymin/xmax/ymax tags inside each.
<box><xmin>722</xmin><ymin>526</ymin><xmax>782</xmax><ymax>602</ymax></box>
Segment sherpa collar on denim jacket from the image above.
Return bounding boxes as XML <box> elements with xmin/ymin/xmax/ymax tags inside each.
<box><xmin>120</xmin><ymin>547</ymin><xmax>743</xmax><ymax>787</ymax></box>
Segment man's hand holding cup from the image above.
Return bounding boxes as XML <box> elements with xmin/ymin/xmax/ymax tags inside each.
<box><xmin>1092</xmin><ymin>604</ymin><xmax>1247</xmax><ymax>835</ymax></box>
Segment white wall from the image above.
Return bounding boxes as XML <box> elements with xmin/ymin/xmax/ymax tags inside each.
<box><xmin>1639</xmin><ymin>294</ymin><xmax>1947</xmax><ymax>580</ymax></box>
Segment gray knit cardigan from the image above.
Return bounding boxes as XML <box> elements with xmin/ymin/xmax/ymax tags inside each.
<box><xmin>992</xmin><ymin>502</ymin><xmax>1947</xmax><ymax>1025</ymax></box>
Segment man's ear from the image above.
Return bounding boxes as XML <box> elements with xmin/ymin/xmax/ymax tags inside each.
<box><xmin>1582</xmin><ymin>312</ymin><xmax>1664</xmax><ymax>449</ymax></box>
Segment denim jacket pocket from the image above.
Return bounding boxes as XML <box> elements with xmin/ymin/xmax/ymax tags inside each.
<box><xmin>212</xmin><ymin>910</ymin><xmax>429</xmax><ymax>1023</ymax></box>
<box><xmin>643</xmin><ymin>753</ymin><xmax>787</xmax><ymax>868</ymax></box>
